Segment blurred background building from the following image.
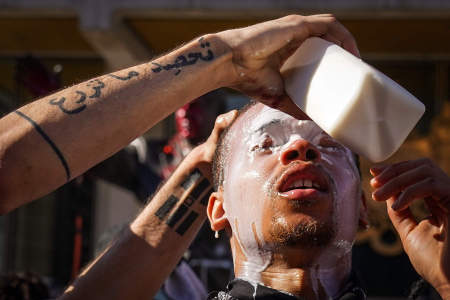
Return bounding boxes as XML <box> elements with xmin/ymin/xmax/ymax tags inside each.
<box><xmin>0</xmin><ymin>0</ymin><xmax>449</xmax><ymax>298</ymax></box>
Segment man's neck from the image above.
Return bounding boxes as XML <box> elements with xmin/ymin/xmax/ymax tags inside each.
<box><xmin>260</xmin><ymin>267</ymin><xmax>327</xmax><ymax>299</ymax></box>
<box><xmin>251</xmin><ymin>250</ymin><xmax>352</xmax><ymax>299</ymax></box>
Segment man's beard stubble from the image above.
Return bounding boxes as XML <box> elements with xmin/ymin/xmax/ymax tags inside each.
<box><xmin>269</xmin><ymin>213</ymin><xmax>336</xmax><ymax>248</ymax></box>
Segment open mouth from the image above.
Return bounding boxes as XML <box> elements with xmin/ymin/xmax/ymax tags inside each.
<box><xmin>277</xmin><ymin>164</ymin><xmax>329</xmax><ymax>198</ymax></box>
<box><xmin>280</xmin><ymin>177</ymin><xmax>326</xmax><ymax>192</ymax></box>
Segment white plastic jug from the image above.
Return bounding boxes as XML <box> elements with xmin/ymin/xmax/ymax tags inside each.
<box><xmin>281</xmin><ymin>37</ymin><xmax>425</xmax><ymax>162</ymax></box>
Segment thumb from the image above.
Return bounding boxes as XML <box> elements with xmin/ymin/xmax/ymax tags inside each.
<box><xmin>386</xmin><ymin>197</ymin><xmax>418</xmax><ymax>244</ymax></box>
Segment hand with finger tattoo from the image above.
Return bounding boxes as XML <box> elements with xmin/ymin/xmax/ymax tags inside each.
<box><xmin>370</xmin><ymin>158</ymin><xmax>450</xmax><ymax>299</ymax></box>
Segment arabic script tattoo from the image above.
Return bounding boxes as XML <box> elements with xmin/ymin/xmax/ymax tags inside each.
<box><xmin>151</xmin><ymin>37</ymin><xmax>214</xmax><ymax>76</ymax></box>
<box><xmin>49</xmin><ymin>76</ymin><xmax>109</xmax><ymax>114</ymax></box>
<box><xmin>87</xmin><ymin>79</ymin><xmax>105</xmax><ymax>99</ymax></box>
<box><xmin>49</xmin><ymin>90</ymin><xmax>87</xmax><ymax>114</ymax></box>
<box><xmin>108</xmin><ymin>71</ymin><xmax>140</xmax><ymax>81</ymax></box>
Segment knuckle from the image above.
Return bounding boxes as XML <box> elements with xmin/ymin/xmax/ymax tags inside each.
<box><xmin>284</xmin><ymin>14</ymin><xmax>302</xmax><ymax>22</ymax></box>
<box><xmin>284</xmin><ymin>14</ymin><xmax>305</xmax><ymax>27</ymax></box>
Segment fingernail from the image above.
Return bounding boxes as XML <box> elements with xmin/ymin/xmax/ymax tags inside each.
<box><xmin>370</xmin><ymin>167</ymin><xmax>380</xmax><ymax>173</ymax></box>
<box><xmin>370</xmin><ymin>165</ymin><xmax>386</xmax><ymax>176</ymax></box>
<box><xmin>228</xmin><ymin>111</ymin><xmax>237</xmax><ymax>120</ymax></box>
<box><xmin>224</xmin><ymin>110</ymin><xmax>237</xmax><ymax>122</ymax></box>
<box><xmin>370</xmin><ymin>177</ymin><xmax>377</xmax><ymax>186</ymax></box>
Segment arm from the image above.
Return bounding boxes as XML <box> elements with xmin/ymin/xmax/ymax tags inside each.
<box><xmin>60</xmin><ymin>111</ymin><xmax>238</xmax><ymax>300</ymax></box>
<box><xmin>0</xmin><ymin>35</ymin><xmax>231</xmax><ymax>213</ymax></box>
<box><xmin>370</xmin><ymin>159</ymin><xmax>450</xmax><ymax>299</ymax></box>
<box><xmin>0</xmin><ymin>14</ymin><xmax>358</xmax><ymax>214</ymax></box>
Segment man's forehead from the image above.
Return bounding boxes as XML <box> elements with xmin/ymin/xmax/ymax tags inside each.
<box><xmin>245</xmin><ymin>103</ymin><xmax>305</xmax><ymax>120</ymax></box>
<box><xmin>236</xmin><ymin>103</ymin><xmax>322</xmax><ymax>135</ymax></box>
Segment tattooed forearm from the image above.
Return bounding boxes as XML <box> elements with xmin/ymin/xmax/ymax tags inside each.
<box><xmin>154</xmin><ymin>168</ymin><xmax>212</xmax><ymax>236</ymax></box>
<box><xmin>14</xmin><ymin>110</ymin><xmax>71</xmax><ymax>181</ymax></box>
<box><xmin>108</xmin><ymin>71</ymin><xmax>140</xmax><ymax>81</ymax></box>
<box><xmin>151</xmin><ymin>37</ymin><xmax>214</xmax><ymax>76</ymax></box>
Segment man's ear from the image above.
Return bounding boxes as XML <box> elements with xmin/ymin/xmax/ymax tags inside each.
<box><xmin>358</xmin><ymin>192</ymin><xmax>369</xmax><ymax>229</ymax></box>
<box><xmin>207</xmin><ymin>188</ymin><xmax>229</xmax><ymax>231</ymax></box>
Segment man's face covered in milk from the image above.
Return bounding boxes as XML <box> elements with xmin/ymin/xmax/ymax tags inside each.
<box><xmin>221</xmin><ymin>103</ymin><xmax>362</xmax><ymax>278</ymax></box>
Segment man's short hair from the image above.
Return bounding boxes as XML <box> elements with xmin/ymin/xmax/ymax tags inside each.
<box><xmin>212</xmin><ymin>101</ymin><xmax>257</xmax><ymax>191</ymax></box>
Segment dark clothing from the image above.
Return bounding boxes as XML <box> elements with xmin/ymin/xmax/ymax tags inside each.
<box><xmin>207</xmin><ymin>277</ymin><xmax>367</xmax><ymax>300</ymax></box>
<box><xmin>408</xmin><ymin>279</ymin><xmax>443</xmax><ymax>300</ymax></box>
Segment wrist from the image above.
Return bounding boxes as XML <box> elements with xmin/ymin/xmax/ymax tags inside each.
<box><xmin>183</xmin><ymin>146</ymin><xmax>213</xmax><ymax>182</ymax></box>
<box><xmin>207</xmin><ymin>32</ymin><xmax>237</xmax><ymax>88</ymax></box>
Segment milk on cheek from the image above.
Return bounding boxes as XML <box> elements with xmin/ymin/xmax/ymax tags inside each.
<box><xmin>222</xmin><ymin>116</ymin><xmax>273</xmax><ymax>283</ymax></box>
<box><xmin>317</xmin><ymin>146</ymin><xmax>361</xmax><ymax>265</ymax></box>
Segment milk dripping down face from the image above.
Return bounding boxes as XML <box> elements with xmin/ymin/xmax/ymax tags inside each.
<box><xmin>221</xmin><ymin>104</ymin><xmax>361</xmax><ymax>283</ymax></box>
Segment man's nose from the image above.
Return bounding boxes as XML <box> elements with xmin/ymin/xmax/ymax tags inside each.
<box><xmin>280</xmin><ymin>139</ymin><xmax>321</xmax><ymax>165</ymax></box>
